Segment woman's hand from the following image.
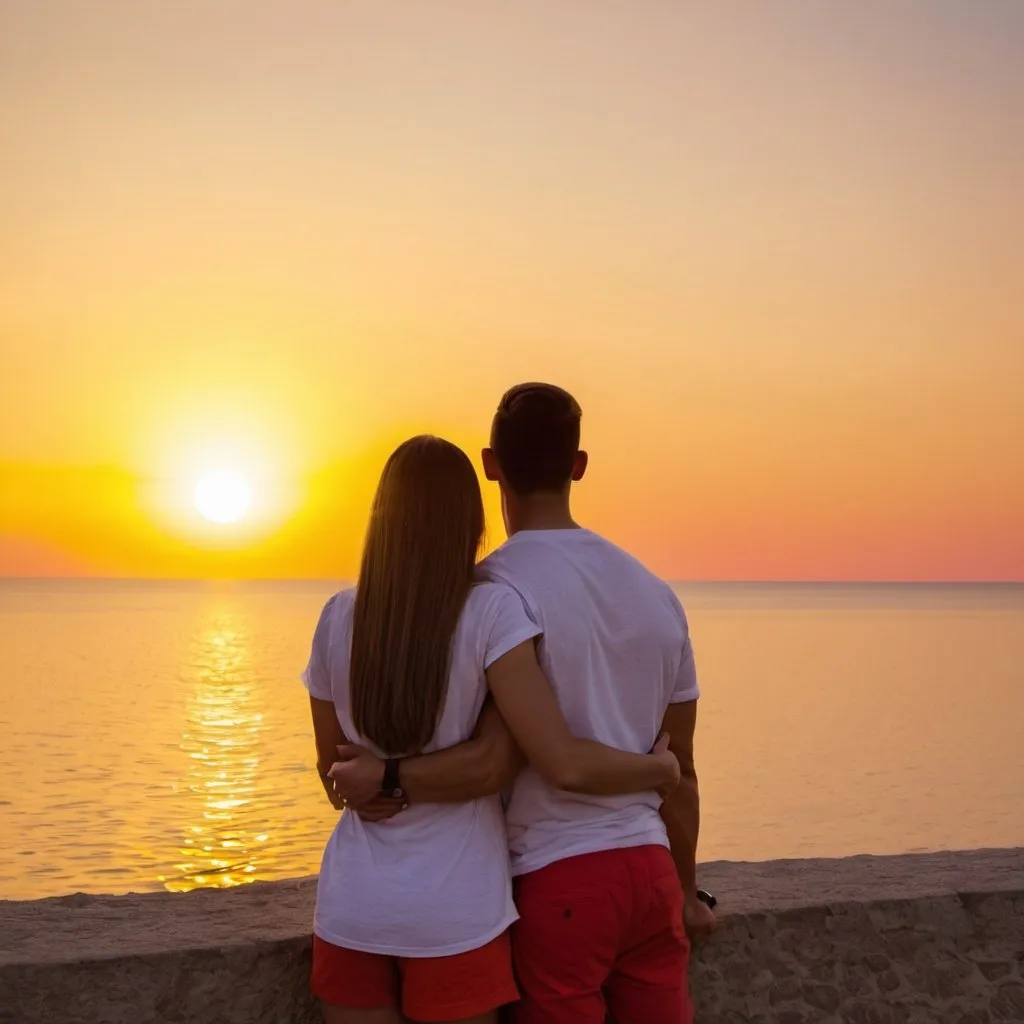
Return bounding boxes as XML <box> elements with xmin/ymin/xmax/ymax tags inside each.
<box><xmin>318</xmin><ymin>768</ymin><xmax>346</xmax><ymax>811</ymax></box>
<box><xmin>652</xmin><ymin>733</ymin><xmax>681</xmax><ymax>798</ymax></box>
<box><xmin>327</xmin><ymin>743</ymin><xmax>386</xmax><ymax>808</ymax></box>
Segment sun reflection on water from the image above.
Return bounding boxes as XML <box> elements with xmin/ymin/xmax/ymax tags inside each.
<box><xmin>162</xmin><ymin>609</ymin><xmax>269</xmax><ymax>892</ymax></box>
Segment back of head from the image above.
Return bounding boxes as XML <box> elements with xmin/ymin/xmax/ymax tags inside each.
<box><xmin>490</xmin><ymin>382</ymin><xmax>582</xmax><ymax>496</ymax></box>
<box><xmin>350</xmin><ymin>435</ymin><xmax>484</xmax><ymax>755</ymax></box>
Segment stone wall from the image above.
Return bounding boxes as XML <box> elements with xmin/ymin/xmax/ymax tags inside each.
<box><xmin>1</xmin><ymin>849</ymin><xmax>1021</xmax><ymax>1024</ymax></box>
<box><xmin>688</xmin><ymin>890</ymin><xmax>1022</xmax><ymax>1023</ymax></box>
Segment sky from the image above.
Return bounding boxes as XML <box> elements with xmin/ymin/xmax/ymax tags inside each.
<box><xmin>1</xmin><ymin>1</ymin><xmax>1022</xmax><ymax>581</ymax></box>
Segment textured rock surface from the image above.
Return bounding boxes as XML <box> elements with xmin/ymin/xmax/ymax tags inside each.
<box><xmin>1</xmin><ymin>848</ymin><xmax>1021</xmax><ymax>1024</ymax></box>
<box><xmin>688</xmin><ymin>889</ymin><xmax>1024</xmax><ymax>1023</ymax></box>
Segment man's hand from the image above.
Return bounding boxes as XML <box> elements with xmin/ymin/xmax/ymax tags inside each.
<box><xmin>328</xmin><ymin>743</ymin><xmax>385</xmax><ymax>808</ymax></box>
<box><xmin>684</xmin><ymin>895</ymin><xmax>717</xmax><ymax>942</ymax></box>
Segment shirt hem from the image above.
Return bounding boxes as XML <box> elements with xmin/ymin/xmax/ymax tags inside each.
<box><xmin>510</xmin><ymin>831</ymin><xmax>669</xmax><ymax>878</ymax></box>
<box><xmin>668</xmin><ymin>685</ymin><xmax>700</xmax><ymax>704</ymax></box>
<box><xmin>300</xmin><ymin>667</ymin><xmax>332</xmax><ymax>702</ymax></box>
<box><xmin>312</xmin><ymin>911</ymin><xmax>519</xmax><ymax>959</ymax></box>
<box><xmin>484</xmin><ymin>623</ymin><xmax>543</xmax><ymax>669</ymax></box>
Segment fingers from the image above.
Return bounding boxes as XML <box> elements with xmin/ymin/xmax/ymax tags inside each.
<box><xmin>652</xmin><ymin>732</ymin><xmax>671</xmax><ymax>755</ymax></box>
<box><xmin>334</xmin><ymin>744</ymin><xmax>361</xmax><ymax>760</ymax></box>
<box><xmin>325</xmin><ymin>752</ymin><xmax>382</xmax><ymax>806</ymax></box>
<box><xmin>327</xmin><ymin>759</ymin><xmax>362</xmax><ymax>779</ymax></box>
<box><xmin>683</xmin><ymin>901</ymin><xmax>718</xmax><ymax>943</ymax></box>
<box><xmin>319</xmin><ymin>774</ymin><xmax>346</xmax><ymax>811</ymax></box>
<box><xmin>354</xmin><ymin>797</ymin><xmax>408</xmax><ymax>822</ymax></box>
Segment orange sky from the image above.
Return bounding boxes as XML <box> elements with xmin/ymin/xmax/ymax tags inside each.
<box><xmin>2</xmin><ymin>1</ymin><xmax>1022</xmax><ymax>581</ymax></box>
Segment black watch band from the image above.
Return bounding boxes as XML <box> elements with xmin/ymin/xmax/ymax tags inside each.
<box><xmin>382</xmin><ymin>758</ymin><xmax>404</xmax><ymax>799</ymax></box>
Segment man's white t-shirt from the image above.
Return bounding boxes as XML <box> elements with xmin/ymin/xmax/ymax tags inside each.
<box><xmin>302</xmin><ymin>582</ymin><xmax>541</xmax><ymax>956</ymax></box>
<box><xmin>480</xmin><ymin>528</ymin><xmax>699</xmax><ymax>878</ymax></box>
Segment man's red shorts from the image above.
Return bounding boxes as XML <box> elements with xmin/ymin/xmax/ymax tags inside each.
<box><xmin>509</xmin><ymin>845</ymin><xmax>692</xmax><ymax>1024</ymax></box>
<box><xmin>311</xmin><ymin>930</ymin><xmax>518</xmax><ymax>1023</ymax></box>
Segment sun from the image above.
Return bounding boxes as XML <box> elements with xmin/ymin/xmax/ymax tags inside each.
<box><xmin>193</xmin><ymin>469</ymin><xmax>253</xmax><ymax>524</ymax></box>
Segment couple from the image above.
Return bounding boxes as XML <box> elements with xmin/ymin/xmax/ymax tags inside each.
<box><xmin>302</xmin><ymin>382</ymin><xmax>715</xmax><ymax>1024</ymax></box>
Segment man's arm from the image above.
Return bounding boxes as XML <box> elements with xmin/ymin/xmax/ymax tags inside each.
<box><xmin>484</xmin><ymin>638</ymin><xmax>679</xmax><ymax>795</ymax></box>
<box><xmin>331</xmin><ymin>640</ymin><xmax>680</xmax><ymax>807</ymax></box>
<box><xmin>658</xmin><ymin>700</ymin><xmax>699</xmax><ymax>896</ymax></box>
<box><xmin>400</xmin><ymin>698</ymin><xmax>524</xmax><ymax>801</ymax></box>
<box><xmin>328</xmin><ymin>698</ymin><xmax>523</xmax><ymax>809</ymax></box>
<box><xmin>659</xmin><ymin>699</ymin><xmax>716</xmax><ymax>939</ymax></box>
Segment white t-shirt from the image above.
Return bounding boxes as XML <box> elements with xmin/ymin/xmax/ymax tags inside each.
<box><xmin>302</xmin><ymin>582</ymin><xmax>541</xmax><ymax>957</ymax></box>
<box><xmin>480</xmin><ymin>528</ymin><xmax>699</xmax><ymax>877</ymax></box>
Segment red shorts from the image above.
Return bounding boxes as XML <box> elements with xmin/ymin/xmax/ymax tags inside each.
<box><xmin>509</xmin><ymin>845</ymin><xmax>692</xmax><ymax>1024</ymax></box>
<box><xmin>311</xmin><ymin>931</ymin><xmax>518</xmax><ymax>1023</ymax></box>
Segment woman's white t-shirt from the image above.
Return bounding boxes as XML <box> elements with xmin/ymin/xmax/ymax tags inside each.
<box><xmin>302</xmin><ymin>582</ymin><xmax>541</xmax><ymax>957</ymax></box>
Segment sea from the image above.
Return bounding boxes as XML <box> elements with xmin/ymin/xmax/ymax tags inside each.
<box><xmin>1</xmin><ymin>580</ymin><xmax>1022</xmax><ymax>901</ymax></box>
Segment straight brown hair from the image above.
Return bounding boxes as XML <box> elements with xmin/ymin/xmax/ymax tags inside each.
<box><xmin>350</xmin><ymin>435</ymin><xmax>485</xmax><ymax>755</ymax></box>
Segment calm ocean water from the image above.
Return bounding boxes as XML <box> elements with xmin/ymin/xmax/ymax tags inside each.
<box><xmin>1</xmin><ymin>580</ymin><xmax>1022</xmax><ymax>901</ymax></box>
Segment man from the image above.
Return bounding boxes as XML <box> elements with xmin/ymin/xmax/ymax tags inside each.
<box><xmin>331</xmin><ymin>383</ymin><xmax>714</xmax><ymax>1022</ymax></box>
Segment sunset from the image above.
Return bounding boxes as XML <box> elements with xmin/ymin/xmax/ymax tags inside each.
<box><xmin>2</xmin><ymin>1</ymin><xmax>1021</xmax><ymax>582</ymax></box>
<box><xmin>1</xmin><ymin>5</ymin><xmax>1022</xmax><ymax>1023</ymax></box>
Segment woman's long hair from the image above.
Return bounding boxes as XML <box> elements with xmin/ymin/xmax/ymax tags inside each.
<box><xmin>350</xmin><ymin>435</ymin><xmax>485</xmax><ymax>755</ymax></box>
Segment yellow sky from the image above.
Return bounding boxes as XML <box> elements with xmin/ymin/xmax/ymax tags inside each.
<box><xmin>2</xmin><ymin>1</ymin><xmax>1022</xmax><ymax>580</ymax></box>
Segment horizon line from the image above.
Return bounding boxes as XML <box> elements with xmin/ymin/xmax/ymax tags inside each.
<box><xmin>2</xmin><ymin>576</ymin><xmax>1022</xmax><ymax>587</ymax></box>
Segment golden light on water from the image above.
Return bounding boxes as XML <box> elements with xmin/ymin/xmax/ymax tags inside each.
<box><xmin>162</xmin><ymin>613</ymin><xmax>267</xmax><ymax>893</ymax></box>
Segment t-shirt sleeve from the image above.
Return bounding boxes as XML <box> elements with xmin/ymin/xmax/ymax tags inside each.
<box><xmin>669</xmin><ymin>599</ymin><xmax>701</xmax><ymax>704</ymax></box>
<box><xmin>301</xmin><ymin>595</ymin><xmax>337</xmax><ymax>701</ymax></box>
<box><xmin>484</xmin><ymin>585</ymin><xmax>543</xmax><ymax>669</ymax></box>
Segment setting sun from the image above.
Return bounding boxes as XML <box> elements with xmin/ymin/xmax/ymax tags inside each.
<box><xmin>193</xmin><ymin>470</ymin><xmax>253</xmax><ymax>525</ymax></box>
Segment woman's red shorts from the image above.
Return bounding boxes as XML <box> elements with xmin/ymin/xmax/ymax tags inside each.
<box><xmin>311</xmin><ymin>930</ymin><xmax>518</xmax><ymax>1023</ymax></box>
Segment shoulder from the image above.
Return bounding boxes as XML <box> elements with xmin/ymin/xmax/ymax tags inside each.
<box><xmin>465</xmin><ymin>580</ymin><xmax>539</xmax><ymax>636</ymax></box>
<box><xmin>466</xmin><ymin>581</ymin><xmax>542</xmax><ymax>666</ymax></box>
<box><xmin>649</xmin><ymin>578</ymin><xmax>690</xmax><ymax>635</ymax></box>
<box><xmin>313</xmin><ymin>587</ymin><xmax>356</xmax><ymax>637</ymax></box>
<box><xmin>479</xmin><ymin>538</ymin><xmax>543</xmax><ymax>594</ymax></box>
<box><xmin>588</xmin><ymin>534</ymin><xmax>688</xmax><ymax>623</ymax></box>
<box><xmin>658</xmin><ymin>579</ymin><xmax>686</xmax><ymax>615</ymax></box>
<box><xmin>465</xmin><ymin>580</ymin><xmax>528</xmax><ymax>618</ymax></box>
<box><xmin>322</xmin><ymin>586</ymin><xmax>356</xmax><ymax>615</ymax></box>
<box><xmin>589</xmin><ymin>534</ymin><xmax>679</xmax><ymax>595</ymax></box>
<box><xmin>475</xmin><ymin>551</ymin><xmax>541</xmax><ymax>622</ymax></box>
<box><xmin>477</xmin><ymin>540</ymin><xmax>518</xmax><ymax>578</ymax></box>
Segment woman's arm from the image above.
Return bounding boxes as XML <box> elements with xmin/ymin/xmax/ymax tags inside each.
<box><xmin>486</xmin><ymin>639</ymin><xmax>679</xmax><ymax>796</ymax></box>
<box><xmin>309</xmin><ymin>696</ymin><xmax>348</xmax><ymax>811</ymax></box>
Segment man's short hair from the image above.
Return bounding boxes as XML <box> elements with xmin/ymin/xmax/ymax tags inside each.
<box><xmin>490</xmin><ymin>382</ymin><xmax>582</xmax><ymax>495</ymax></box>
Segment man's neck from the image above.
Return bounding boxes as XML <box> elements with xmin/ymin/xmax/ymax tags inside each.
<box><xmin>503</xmin><ymin>490</ymin><xmax>580</xmax><ymax>536</ymax></box>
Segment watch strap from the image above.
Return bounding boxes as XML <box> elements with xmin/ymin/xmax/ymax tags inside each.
<box><xmin>382</xmin><ymin>758</ymin><xmax>404</xmax><ymax>799</ymax></box>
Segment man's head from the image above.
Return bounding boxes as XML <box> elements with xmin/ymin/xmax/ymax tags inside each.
<box><xmin>482</xmin><ymin>382</ymin><xmax>587</xmax><ymax>496</ymax></box>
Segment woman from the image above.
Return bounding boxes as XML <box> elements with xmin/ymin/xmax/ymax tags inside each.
<box><xmin>302</xmin><ymin>435</ymin><xmax>678</xmax><ymax>1024</ymax></box>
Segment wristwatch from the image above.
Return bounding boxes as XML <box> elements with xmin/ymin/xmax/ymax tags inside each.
<box><xmin>696</xmin><ymin>889</ymin><xmax>718</xmax><ymax>910</ymax></box>
<box><xmin>382</xmin><ymin>758</ymin><xmax>405</xmax><ymax>800</ymax></box>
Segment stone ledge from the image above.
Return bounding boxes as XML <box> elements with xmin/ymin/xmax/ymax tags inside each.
<box><xmin>1</xmin><ymin>848</ymin><xmax>1021</xmax><ymax>1024</ymax></box>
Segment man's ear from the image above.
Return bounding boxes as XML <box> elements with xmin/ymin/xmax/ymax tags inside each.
<box><xmin>481</xmin><ymin>447</ymin><xmax>501</xmax><ymax>482</ymax></box>
<box><xmin>571</xmin><ymin>450</ymin><xmax>588</xmax><ymax>482</ymax></box>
